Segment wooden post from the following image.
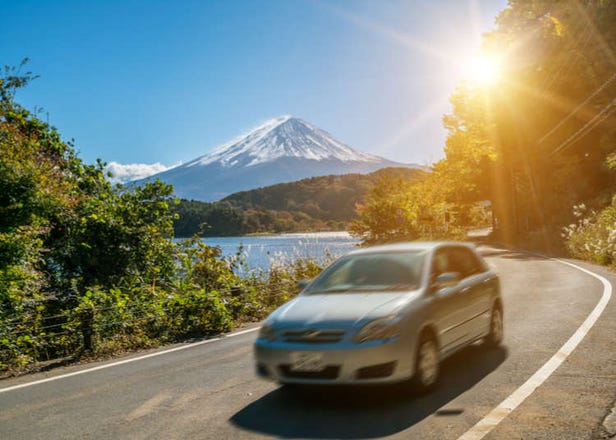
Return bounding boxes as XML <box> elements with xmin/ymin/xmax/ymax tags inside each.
<box><xmin>80</xmin><ymin>308</ymin><xmax>94</xmax><ymax>352</ymax></box>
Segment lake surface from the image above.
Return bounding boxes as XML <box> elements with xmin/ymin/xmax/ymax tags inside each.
<box><xmin>200</xmin><ymin>232</ymin><xmax>360</xmax><ymax>272</ymax></box>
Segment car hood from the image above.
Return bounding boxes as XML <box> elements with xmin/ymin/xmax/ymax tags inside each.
<box><xmin>268</xmin><ymin>291</ymin><xmax>420</xmax><ymax>328</ymax></box>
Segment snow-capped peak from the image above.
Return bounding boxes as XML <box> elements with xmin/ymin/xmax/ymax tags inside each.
<box><xmin>187</xmin><ymin>116</ymin><xmax>382</xmax><ymax>168</ymax></box>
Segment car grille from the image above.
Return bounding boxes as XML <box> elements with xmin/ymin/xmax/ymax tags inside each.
<box><xmin>281</xmin><ymin>329</ymin><xmax>345</xmax><ymax>344</ymax></box>
<box><xmin>279</xmin><ymin>365</ymin><xmax>340</xmax><ymax>380</ymax></box>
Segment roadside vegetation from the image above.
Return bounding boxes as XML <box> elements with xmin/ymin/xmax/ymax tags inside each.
<box><xmin>564</xmin><ymin>197</ymin><xmax>616</xmax><ymax>268</ymax></box>
<box><xmin>0</xmin><ymin>64</ymin><xmax>327</xmax><ymax>375</ymax></box>
<box><xmin>351</xmin><ymin>0</ymin><xmax>615</xmax><ymax>258</ymax></box>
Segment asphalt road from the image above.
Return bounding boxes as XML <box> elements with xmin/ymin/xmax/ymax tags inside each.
<box><xmin>1</xmin><ymin>247</ymin><xmax>615</xmax><ymax>439</ymax></box>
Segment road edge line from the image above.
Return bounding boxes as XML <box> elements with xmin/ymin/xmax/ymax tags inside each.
<box><xmin>0</xmin><ymin>327</ymin><xmax>260</xmax><ymax>394</ymax></box>
<box><xmin>458</xmin><ymin>258</ymin><xmax>613</xmax><ymax>440</ymax></box>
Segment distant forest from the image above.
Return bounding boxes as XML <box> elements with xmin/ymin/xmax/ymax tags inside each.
<box><xmin>171</xmin><ymin>167</ymin><xmax>426</xmax><ymax>236</ymax></box>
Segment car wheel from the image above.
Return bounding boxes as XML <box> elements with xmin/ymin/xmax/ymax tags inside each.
<box><xmin>412</xmin><ymin>333</ymin><xmax>439</xmax><ymax>392</ymax></box>
<box><xmin>484</xmin><ymin>305</ymin><xmax>503</xmax><ymax>348</ymax></box>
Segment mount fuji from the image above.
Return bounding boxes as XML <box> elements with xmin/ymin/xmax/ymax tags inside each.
<box><xmin>137</xmin><ymin>116</ymin><xmax>420</xmax><ymax>201</ymax></box>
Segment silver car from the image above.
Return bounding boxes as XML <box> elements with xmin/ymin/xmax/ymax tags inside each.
<box><xmin>254</xmin><ymin>241</ymin><xmax>503</xmax><ymax>391</ymax></box>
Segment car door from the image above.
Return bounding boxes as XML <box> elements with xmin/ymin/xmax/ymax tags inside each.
<box><xmin>454</xmin><ymin>247</ymin><xmax>495</xmax><ymax>339</ymax></box>
<box><xmin>447</xmin><ymin>246</ymin><xmax>495</xmax><ymax>340</ymax></box>
<box><xmin>430</xmin><ymin>247</ymin><xmax>472</xmax><ymax>355</ymax></box>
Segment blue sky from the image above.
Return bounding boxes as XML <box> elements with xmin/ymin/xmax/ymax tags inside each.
<box><xmin>2</xmin><ymin>0</ymin><xmax>508</xmax><ymax>180</ymax></box>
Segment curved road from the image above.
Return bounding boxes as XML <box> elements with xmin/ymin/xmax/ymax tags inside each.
<box><xmin>1</xmin><ymin>247</ymin><xmax>615</xmax><ymax>439</ymax></box>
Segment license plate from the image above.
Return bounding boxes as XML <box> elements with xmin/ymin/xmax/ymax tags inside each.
<box><xmin>289</xmin><ymin>352</ymin><xmax>325</xmax><ymax>372</ymax></box>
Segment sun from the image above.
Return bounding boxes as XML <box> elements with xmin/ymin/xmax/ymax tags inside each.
<box><xmin>465</xmin><ymin>53</ymin><xmax>502</xmax><ymax>86</ymax></box>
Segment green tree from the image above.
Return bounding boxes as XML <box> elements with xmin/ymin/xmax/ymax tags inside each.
<box><xmin>352</xmin><ymin>1</ymin><xmax>616</xmax><ymax>246</ymax></box>
<box><xmin>0</xmin><ymin>61</ymin><xmax>178</xmax><ymax>369</ymax></box>
<box><xmin>350</xmin><ymin>173</ymin><xmax>421</xmax><ymax>244</ymax></box>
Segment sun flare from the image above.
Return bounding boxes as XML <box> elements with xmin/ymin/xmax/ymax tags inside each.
<box><xmin>465</xmin><ymin>54</ymin><xmax>502</xmax><ymax>86</ymax></box>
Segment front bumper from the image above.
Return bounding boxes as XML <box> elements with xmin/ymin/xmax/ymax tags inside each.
<box><xmin>254</xmin><ymin>338</ymin><xmax>414</xmax><ymax>385</ymax></box>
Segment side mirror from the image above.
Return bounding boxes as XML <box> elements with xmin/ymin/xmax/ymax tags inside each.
<box><xmin>433</xmin><ymin>272</ymin><xmax>461</xmax><ymax>290</ymax></box>
<box><xmin>297</xmin><ymin>280</ymin><xmax>310</xmax><ymax>290</ymax></box>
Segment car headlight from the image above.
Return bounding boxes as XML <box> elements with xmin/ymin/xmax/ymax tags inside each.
<box><xmin>258</xmin><ymin>324</ymin><xmax>277</xmax><ymax>342</ymax></box>
<box><xmin>354</xmin><ymin>315</ymin><xmax>401</xmax><ymax>343</ymax></box>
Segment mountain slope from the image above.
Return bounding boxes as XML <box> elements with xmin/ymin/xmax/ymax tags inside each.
<box><xmin>192</xmin><ymin>115</ymin><xmax>380</xmax><ymax>167</ymax></box>
<box><xmin>139</xmin><ymin>116</ymin><xmax>421</xmax><ymax>201</ymax></box>
<box><xmin>172</xmin><ymin>167</ymin><xmax>427</xmax><ymax>237</ymax></box>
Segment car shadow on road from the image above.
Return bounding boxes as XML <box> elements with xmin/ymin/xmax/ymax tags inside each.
<box><xmin>230</xmin><ymin>344</ymin><xmax>508</xmax><ymax>439</ymax></box>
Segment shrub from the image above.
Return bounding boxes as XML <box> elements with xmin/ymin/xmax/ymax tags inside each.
<box><xmin>563</xmin><ymin>198</ymin><xmax>616</xmax><ymax>266</ymax></box>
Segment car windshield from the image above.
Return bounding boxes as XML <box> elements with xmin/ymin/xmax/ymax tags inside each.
<box><xmin>304</xmin><ymin>251</ymin><xmax>425</xmax><ymax>294</ymax></box>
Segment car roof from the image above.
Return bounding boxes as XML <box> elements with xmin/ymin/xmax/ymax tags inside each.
<box><xmin>347</xmin><ymin>241</ymin><xmax>476</xmax><ymax>256</ymax></box>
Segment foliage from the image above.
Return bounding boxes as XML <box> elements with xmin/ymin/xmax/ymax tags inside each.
<box><xmin>350</xmin><ymin>165</ymin><xmax>480</xmax><ymax>244</ymax></box>
<box><xmin>564</xmin><ymin>200</ymin><xmax>616</xmax><ymax>266</ymax></box>
<box><xmin>172</xmin><ymin>168</ymin><xmax>425</xmax><ymax>237</ymax></box>
<box><xmin>352</xmin><ymin>0</ymin><xmax>616</xmax><ymax>248</ymax></box>
<box><xmin>0</xmin><ymin>63</ymin><xmax>333</xmax><ymax>374</ymax></box>
<box><xmin>452</xmin><ymin>0</ymin><xmax>616</xmax><ymax>240</ymax></box>
<box><xmin>350</xmin><ymin>173</ymin><xmax>420</xmax><ymax>244</ymax></box>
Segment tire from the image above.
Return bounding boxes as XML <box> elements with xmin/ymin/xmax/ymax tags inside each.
<box><xmin>484</xmin><ymin>305</ymin><xmax>503</xmax><ymax>348</ymax></box>
<box><xmin>412</xmin><ymin>333</ymin><xmax>440</xmax><ymax>393</ymax></box>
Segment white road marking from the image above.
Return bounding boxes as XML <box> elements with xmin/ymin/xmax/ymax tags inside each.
<box><xmin>458</xmin><ymin>259</ymin><xmax>613</xmax><ymax>440</ymax></box>
<box><xmin>0</xmin><ymin>327</ymin><xmax>260</xmax><ymax>394</ymax></box>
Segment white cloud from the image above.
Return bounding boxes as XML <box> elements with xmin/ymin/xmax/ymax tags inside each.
<box><xmin>105</xmin><ymin>161</ymin><xmax>173</xmax><ymax>184</ymax></box>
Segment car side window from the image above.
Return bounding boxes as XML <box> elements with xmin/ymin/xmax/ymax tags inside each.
<box><xmin>450</xmin><ymin>247</ymin><xmax>485</xmax><ymax>278</ymax></box>
<box><xmin>432</xmin><ymin>246</ymin><xmax>487</xmax><ymax>281</ymax></box>
<box><xmin>431</xmin><ymin>248</ymin><xmax>452</xmax><ymax>279</ymax></box>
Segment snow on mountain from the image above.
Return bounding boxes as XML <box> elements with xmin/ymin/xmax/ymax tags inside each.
<box><xmin>187</xmin><ymin>116</ymin><xmax>382</xmax><ymax>168</ymax></box>
<box><xmin>137</xmin><ymin>116</ymin><xmax>420</xmax><ymax>201</ymax></box>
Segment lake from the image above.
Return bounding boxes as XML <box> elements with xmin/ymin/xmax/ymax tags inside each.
<box><xmin>198</xmin><ymin>232</ymin><xmax>360</xmax><ymax>272</ymax></box>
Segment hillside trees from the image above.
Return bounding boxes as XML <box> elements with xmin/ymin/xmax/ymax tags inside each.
<box><xmin>478</xmin><ymin>0</ymin><xmax>607</xmax><ymax>237</ymax></box>
<box><xmin>349</xmin><ymin>173</ymin><xmax>420</xmax><ymax>244</ymax></box>
<box><xmin>171</xmin><ymin>168</ymin><xmax>425</xmax><ymax>237</ymax></box>
<box><xmin>1</xmin><ymin>62</ymin><xmax>80</xmax><ymax>315</ymax></box>
<box><xmin>350</xmin><ymin>166</ymin><xmax>473</xmax><ymax>243</ymax></box>
<box><xmin>353</xmin><ymin>0</ymin><xmax>615</xmax><ymax>246</ymax></box>
<box><xmin>0</xmin><ymin>67</ymin><xmax>177</xmax><ymax>296</ymax></box>
<box><xmin>467</xmin><ymin>0</ymin><xmax>616</xmax><ymax>240</ymax></box>
<box><xmin>0</xmin><ymin>63</ymin><xmax>184</xmax><ymax>369</ymax></box>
